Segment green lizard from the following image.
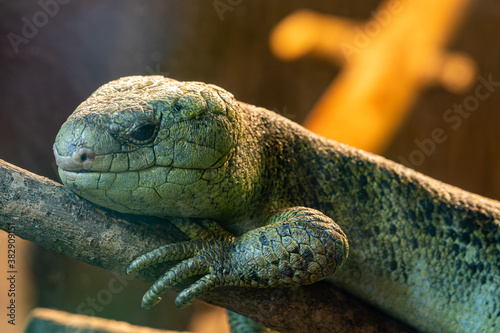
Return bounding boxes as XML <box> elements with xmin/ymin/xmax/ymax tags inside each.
<box><xmin>53</xmin><ymin>76</ymin><xmax>499</xmax><ymax>333</ymax></box>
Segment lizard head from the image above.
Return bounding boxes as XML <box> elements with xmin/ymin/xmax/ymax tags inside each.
<box><xmin>54</xmin><ymin>76</ymin><xmax>252</xmax><ymax>219</ymax></box>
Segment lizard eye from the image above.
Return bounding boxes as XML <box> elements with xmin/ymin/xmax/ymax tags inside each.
<box><xmin>129</xmin><ymin>123</ymin><xmax>157</xmax><ymax>144</ymax></box>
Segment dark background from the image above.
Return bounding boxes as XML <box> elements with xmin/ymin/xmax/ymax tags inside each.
<box><xmin>1</xmin><ymin>0</ymin><xmax>499</xmax><ymax>331</ymax></box>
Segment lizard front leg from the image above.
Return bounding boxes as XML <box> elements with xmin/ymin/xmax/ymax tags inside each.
<box><xmin>127</xmin><ymin>207</ymin><xmax>349</xmax><ymax>309</ymax></box>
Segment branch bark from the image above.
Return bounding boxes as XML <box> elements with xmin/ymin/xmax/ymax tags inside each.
<box><xmin>0</xmin><ymin>159</ymin><xmax>416</xmax><ymax>333</ymax></box>
<box><xmin>26</xmin><ymin>308</ymin><xmax>181</xmax><ymax>333</ymax></box>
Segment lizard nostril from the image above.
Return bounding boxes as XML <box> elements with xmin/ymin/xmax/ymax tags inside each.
<box><xmin>75</xmin><ymin>148</ymin><xmax>95</xmax><ymax>169</ymax></box>
<box><xmin>53</xmin><ymin>146</ymin><xmax>95</xmax><ymax>171</ymax></box>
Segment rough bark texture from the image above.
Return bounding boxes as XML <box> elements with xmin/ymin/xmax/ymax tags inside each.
<box><xmin>26</xmin><ymin>308</ymin><xmax>182</xmax><ymax>333</ymax></box>
<box><xmin>0</xmin><ymin>159</ymin><xmax>416</xmax><ymax>333</ymax></box>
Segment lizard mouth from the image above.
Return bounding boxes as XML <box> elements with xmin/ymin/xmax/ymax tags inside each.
<box><xmin>54</xmin><ymin>143</ymin><xmax>229</xmax><ymax>176</ymax></box>
<box><xmin>54</xmin><ymin>145</ymin><xmax>231</xmax><ymax>218</ymax></box>
<box><xmin>54</xmin><ymin>141</ymin><xmax>230</xmax><ymax>192</ymax></box>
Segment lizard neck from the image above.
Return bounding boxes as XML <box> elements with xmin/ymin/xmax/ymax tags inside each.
<box><xmin>243</xmin><ymin>101</ymin><xmax>500</xmax><ymax>227</ymax></box>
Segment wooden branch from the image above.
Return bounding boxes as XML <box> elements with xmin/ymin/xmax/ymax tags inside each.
<box><xmin>0</xmin><ymin>159</ymin><xmax>416</xmax><ymax>333</ymax></box>
<box><xmin>26</xmin><ymin>308</ymin><xmax>181</xmax><ymax>333</ymax></box>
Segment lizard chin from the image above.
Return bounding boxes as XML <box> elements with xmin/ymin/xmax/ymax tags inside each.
<box><xmin>56</xmin><ymin>160</ymin><xmax>232</xmax><ymax>219</ymax></box>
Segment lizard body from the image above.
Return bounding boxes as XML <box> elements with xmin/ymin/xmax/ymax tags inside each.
<box><xmin>54</xmin><ymin>76</ymin><xmax>500</xmax><ymax>333</ymax></box>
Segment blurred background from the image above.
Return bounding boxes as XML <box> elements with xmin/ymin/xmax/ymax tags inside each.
<box><xmin>0</xmin><ymin>0</ymin><xmax>499</xmax><ymax>332</ymax></box>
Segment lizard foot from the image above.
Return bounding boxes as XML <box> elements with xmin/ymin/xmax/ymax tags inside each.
<box><xmin>128</xmin><ymin>207</ymin><xmax>348</xmax><ymax>309</ymax></box>
<box><xmin>127</xmin><ymin>217</ymin><xmax>236</xmax><ymax>309</ymax></box>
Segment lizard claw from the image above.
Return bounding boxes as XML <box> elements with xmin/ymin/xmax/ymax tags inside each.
<box><xmin>128</xmin><ymin>209</ymin><xmax>348</xmax><ymax>309</ymax></box>
<box><xmin>127</xmin><ymin>225</ymin><xmax>237</xmax><ymax>308</ymax></box>
<box><xmin>139</xmin><ymin>254</ymin><xmax>218</xmax><ymax>309</ymax></box>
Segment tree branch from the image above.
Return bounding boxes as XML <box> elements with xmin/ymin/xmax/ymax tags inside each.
<box><xmin>27</xmin><ymin>308</ymin><xmax>180</xmax><ymax>333</ymax></box>
<box><xmin>0</xmin><ymin>159</ymin><xmax>416</xmax><ymax>333</ymax></box>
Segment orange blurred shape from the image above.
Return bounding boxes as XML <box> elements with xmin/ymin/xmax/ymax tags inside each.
<box><xmin>270</xmin><ymin>0</ymin><xmax>476</xmax><ymax>152</ymax></box>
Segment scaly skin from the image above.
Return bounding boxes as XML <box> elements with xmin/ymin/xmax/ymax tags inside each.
<box><xmin>54</xmin><ymin>76</ymin><xmax>500</xmax><ymax>333</ymax></box>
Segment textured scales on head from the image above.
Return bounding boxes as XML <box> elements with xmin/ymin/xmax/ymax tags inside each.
<box><xmin>54</xmin><ymin>76</ymin><xmax>258</xmax><ymax>220</ymax></box>
<box><xmin>68</xmin><ymin>76</ymin><xmax>234</xmax><ymax>128</ymax></box>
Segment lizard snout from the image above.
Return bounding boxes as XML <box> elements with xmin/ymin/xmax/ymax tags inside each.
<box><xmin>53</xmin><ymin>144</ymin><xmax>95</xmax><ymax>171</ymax></box>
